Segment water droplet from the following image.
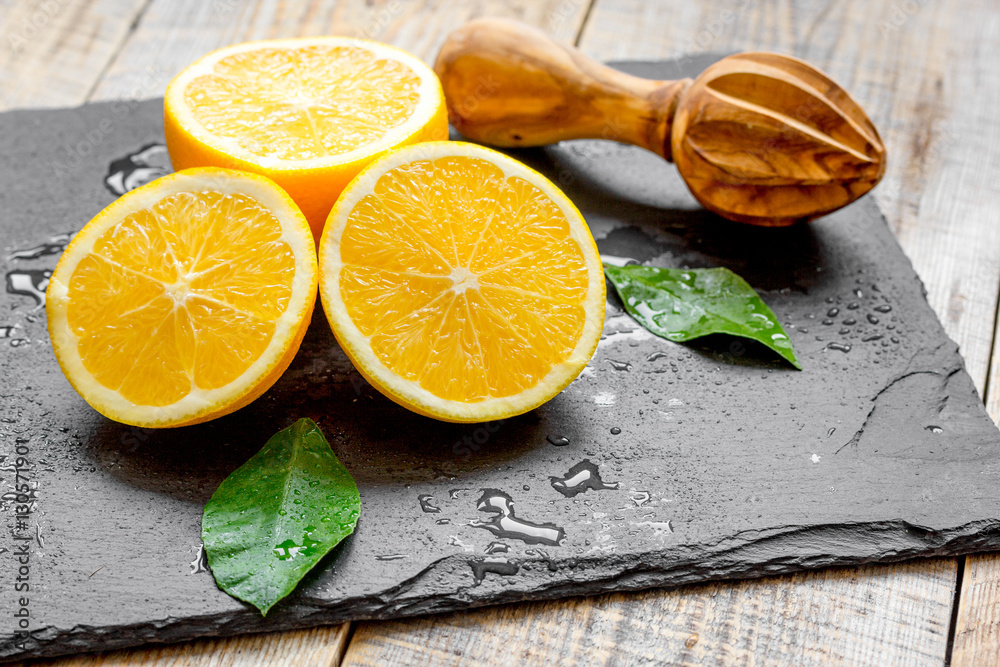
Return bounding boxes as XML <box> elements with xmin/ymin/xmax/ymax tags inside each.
<box><xmin>826</xmin><ymin>342</ymin><xmax>852</xmax><ymax>353</ymax></box>
<box><xmin>550</xmin><ymin>460</ymin><xmax>619</xmax><ymax>498</ymax></box>
<box><xmin>469</xmin><ymin>557</ymin><xmax>519</xmax><ymax>584</ymax></box>
<box><xmin>867</xmin><ymin>314</ymin><xmax>879</xmax><ymax>324</ymax></box>
<box><xmin>436</xmin><ymin>518</ymin><xmax>451</xmax><ymax>525</ymax></box>
<box><xmin>827</xmin><ymin>308</ymin><xmax>840</xmax><ymax>317</ymax></box>
<box><xmin>272</xmin><ymin>533</ymin><xmax>320</xmax><ymax>561</ymax></box>
<box><xmin>862</xmin><ymin>334</ymin><xmax>883</xmax><ymax>342</ymax></box>
<box><xmin>925</xmin><ymin>425</ymin><xmax>943</xmax><ymax>434</ymax></box>
<box><xmin>5</xmin><ymin>269</ymin><xmax>51</xmax><ymax>307</ymax></box>
<box><xmin>838</xmin><ymin>328</ymin><xmax>850</xmax><ymax>335</ymax></box>
<box><xmin>891</xmin><ymin>337</ymin><xmax>900</xmax><ymax>344</ymax></box>
<box><xmin>629</xmin><ymin>490</ymin><xmax>651</xmax><ymax>507</ymax></box>
<box><xmin>646</xmin><ymin>351</ymin><xmax>669</xmax><ymax>362</ymax></box>
<box><xmin>417</xmin><ymin>494</ymin><xmax>441</xmax><ymax>513</ymax></box>
<box><xmin>470</xmin><ymin>489</ymin><xmax>565</xmax><ymax>546</ymax></box>
<box><xmin>822</xmin><ymin>319</ymin><xmax>834</xmax><ymax>325</ymax></box>
<box><xmin>847</xmin><ymin>302</ymin><xmax>860</xmax><ymax>310</ymax></box>
<box><xmin>188</xmin><ymin>544</ymin><xmax>208</xmax><ymax>574</ymax></box>
<box><xmin>606</xmin><ymin>359</ymin><xmax>632</xmax><ymax>371</ymax></box>
<box><xmin>610</xmin><ymin>427</ymin><xmax>621</xmax><ymax>435</ymax></box>
<box><xmin>633</xmin><ymin>520</ymin><xmax>673</xmax><ymax>535</ymax></box>
<box><xmin>874</xmin><ymin>304</ymin><xmax>892</xmax><ymax>313</ymax></box>
<box><xmin>843</xmin><ymin>318</ymin><xmax>857</xmax><ymax>325</ymax></box>
<box><xmin>546</xmin><ymin>435</ymin><xmax>570</xmax><ymax>447</ymax></box>
<box><xmin>853</xmin><ymin>289</ymin><xmax>863</xmax><ymax>298</ymax></box>
<box><xmin>486</xmin><ymin>541</ymin><xmax>509</xmax><ymax>555</ymax></box>
<box><xmin>827</xmin><ymin>427</ymin><xmax>836</xmax><ymax>437</ymax></box>
<box><xmin>376</xmin><ymin>553</ymin><xmax>408</xmax><ymax>561</ymax></box>
<box><xmin>685</xmin><ymin>634</ymin><xmax>699</xmax><ymax>649</ymax></box>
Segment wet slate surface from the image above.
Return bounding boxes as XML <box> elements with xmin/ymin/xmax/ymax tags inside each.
<box><xmin>3</xmin><ymin>59</ymin><xmax>1000</xmax><ymax>661</ymax></box>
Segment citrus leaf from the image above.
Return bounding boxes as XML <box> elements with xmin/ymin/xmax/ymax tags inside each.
<box><xmin>202</xmin><ymin>418</ymin><xmax>360</xmax><ymax>616</ymax></box>
<box><xmin>603</xmin><ymin>263</ymin><xmax>801</xmax><ymax>369</ymax></box>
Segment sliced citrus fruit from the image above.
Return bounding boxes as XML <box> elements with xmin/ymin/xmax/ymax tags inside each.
<box><xmin>47</xmin><ymin>168</ymin><xmax>318</xmax><ymax>428</ymax></box>
<box><xmin>164</xmin><ymin>37</ymin><xmax>448</xmax><ymax>242</ymax></box>
<box><xmin>319</xmin><ymin>141</ymin><xmax>605</xmax><ymax>423</ymax></box>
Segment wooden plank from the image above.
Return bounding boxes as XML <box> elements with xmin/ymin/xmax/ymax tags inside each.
<box><xmin>343</xmin><ymin>0</ymin><xmax>1000</xmax><ymax>664</ymax></box>
<box><xmin>87</xmin><ymin>0</ymin><xmax>593</xmax><ymax>101</ymax></box>
<box><xmin>0</xmin><ymin>0</ymin><xmax>151</xmax><ymax>110</ymax></box>
<box><xmin>344</xmin><ymin>560</ymin><xmax>955</xmax><ymax>666</ymax></box>
<box><xmin>949</xmin><ymin>298</ymin><xmax>1000</xmax><ymax>665</ymax></box>
<box><xmin>20</xmin><ymin>625</ymin><xmax>350</xmax><ymax>667</ymax></box>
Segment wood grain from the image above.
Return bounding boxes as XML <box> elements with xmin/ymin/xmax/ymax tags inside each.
<box><xmin>344</xmin><ymin>559</ymin><xmax>955</xmax><ymax>666</ymax></box>
<box><xmin>345</xmin><ymin>0</ymin><xmax>1000</xmax><ymax>663</ymax></box>
<box><xmin>0</xmin><ymin>0</ymin><xmax>152</xmax><ymax>110</ymax></box>
<box><xmin>950</xmin><ymin>293</ymin><xmax>1000</xmax><ymax>665</ymax></box>
<box><xmin>26</xmin><ymin>625</ymin><xmax>350</xmax><ymax>667</ymax></box>
<box><xmin>87</xmin><ymin>0</ymin><xmax>593</xmax><ymax>101</ymax></box>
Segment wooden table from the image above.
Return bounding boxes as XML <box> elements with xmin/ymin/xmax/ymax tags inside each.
<box><xmin>4</xmin><ymin>1</ymin><xmax>999</xmax><ymax>664</ymax></box>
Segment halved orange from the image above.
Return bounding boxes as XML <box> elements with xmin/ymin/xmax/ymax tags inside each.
<box><xmin>319</xmin><ymin>142</ymin><xmax>605</xmax><ymax>423</ymax></box>
<box><xmin>47</xmin><ymin>168</ymin><xmax>318</xmax><ymax>428</ymax></box>
<box><xmin>164</xmin><ymin>37</ymin><xmax>448</xmax><ymax>241</ymax></box>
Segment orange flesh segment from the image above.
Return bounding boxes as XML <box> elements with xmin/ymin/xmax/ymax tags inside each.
<box><xmin>66</xmin><ymin>192</ymin><xmax>294</xmax><ymax>406</ymax></box>
<box><xmin>185</xmin><ymin>45</ymin><xmax>422</xmax><ymax>160</ymax></box>
<box><xmin>339</xmin><ymin>156</ymin><xmax>588</xmax><ymax>402</ymax></box>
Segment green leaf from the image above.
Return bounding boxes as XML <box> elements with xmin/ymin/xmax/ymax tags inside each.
<box><xmin>202</xmin><ymin>418</ymin><xmax>360</xmax><ymax>616</ymax></box>
<box><xmin>603</xmin><ymin>263</ymin><xmax>801</xmax><ymax>369</ymax></box>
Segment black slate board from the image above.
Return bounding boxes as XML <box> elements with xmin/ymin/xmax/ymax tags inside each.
<box><xmin>3</xmin><ymin>58</ymin><xmax>1000</xmax><ymax>662</ymax></box>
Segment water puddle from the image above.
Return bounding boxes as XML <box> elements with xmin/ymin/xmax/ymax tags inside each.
<box><xmin>7</xmin><ymin>232</ymin><xmax>74</xmax><ymax>261</ymax></box>
<box><xmin>189</xmin><ymin>544</ymin><xmax>208</xmax><ymax>574</ymax></box>
<box><xmin>470</xmin><ymin>489</ymin><xmax>565</xmax><ymax>546</ymax></box>
<box><xmin>5</xmin><ymin>270</ymin><xmax>50</xmax><ymax>307</ymax></box>
<box><xmin>469</xmin><ymin>557</ymin><xmax>519</xmax><ymax>584</ymax></box>
<box><xmin>550</xmin><ymin>460</ymin><xmax>619</xmax><ymax>498</ymax></box>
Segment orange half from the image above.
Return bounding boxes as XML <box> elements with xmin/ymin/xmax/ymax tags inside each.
<box><xmin>164</xmin><ymin>37</ymin><xmax>448</xmax><ymax>240</ymax></box>
<box><xmin>319</xmin><ymin>142</ymin><xmax>605</xmax><ymax>422</ymax></box>
<box><xmin>47</xmin><ymin>168</ymin><xmax>318</xmax><ymax>427</ymax></box>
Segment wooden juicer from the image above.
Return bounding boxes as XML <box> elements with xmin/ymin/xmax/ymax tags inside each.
<box><xmin>434</xmin><ymin>18</ymin><xmax>886</xmax><ymax>226</ymax></box>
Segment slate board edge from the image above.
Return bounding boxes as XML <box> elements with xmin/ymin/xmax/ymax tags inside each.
<box><xmin>3</xmin><ymin>55</ymin><xmax>998</xmax><ymax>662</ymax></box>
<box><xmin>7</xmin><ymin>517</ymin><xmax>1000</xmax><ymax>661</ymax></box>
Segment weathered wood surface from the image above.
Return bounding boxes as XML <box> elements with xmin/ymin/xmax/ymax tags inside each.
<box><xmin>3</xmin><ymin>0</ymin><xmax>999</xmax><ymax>665</ymax></box>
<box><xmin>26</xmin><ymin>625</ymin><xmax>350</xmax><ymax>667</ymax></box>
<box><xmin>85</xmin><ymin>0</ymin><xmax>592</xmax><ymax>101</ymax></box>
<box><xmin>0</xmin><ymin>0</ymin><xmax>151</xmax><ymax>110</ymax></box>
<box><xmin>344</xmin><ymin>559</ymin><xmax>956</xmax><ymax>666</ymax></box>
